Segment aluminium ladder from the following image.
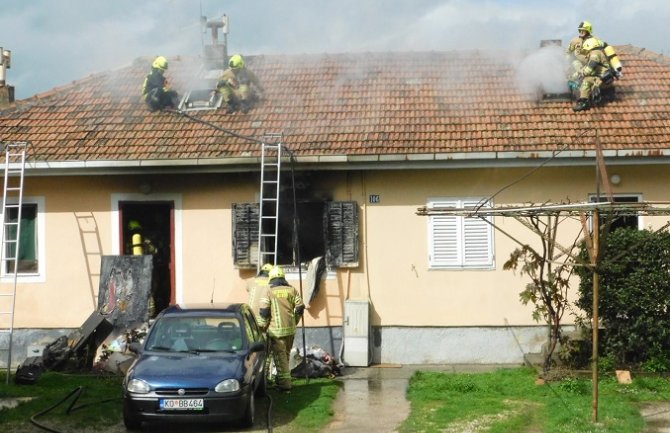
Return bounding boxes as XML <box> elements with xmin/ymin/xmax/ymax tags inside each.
<box><xmin>0</xmin><ymin>142</ymin><xmax>27</xmax><ymax>383</ymax></box>
<box><xmin>257</xmin><ymin>141</ymin><xmax>283</xmax><ymax>270</ymax></box>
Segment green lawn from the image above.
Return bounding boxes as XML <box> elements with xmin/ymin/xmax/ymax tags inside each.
<box><xmin>0</xmin><ymin>372</ymin><xmax>340</xmax><ymax>432</ymax></box>
<box><xmin>400</xmin><ymin>367</ymin><xmax>670</xmax><ymax>433</ymax></box>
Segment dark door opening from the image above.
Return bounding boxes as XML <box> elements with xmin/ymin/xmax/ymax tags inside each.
<box><xmin>120</xmin><ymin>201</ymin><xmax>174</xmax><ymax>317</ymax></box>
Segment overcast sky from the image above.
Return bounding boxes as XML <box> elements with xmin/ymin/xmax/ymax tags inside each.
<box><xmin>1</xmin><ymin>0</ymin><xmax>669</xmax><ymax>99</ymax></box>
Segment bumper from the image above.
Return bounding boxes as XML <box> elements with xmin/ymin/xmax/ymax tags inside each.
<box><xmin>124</xmin><ymin>389</ymin><xmax>250</xmax><ymax>424</ymax></box>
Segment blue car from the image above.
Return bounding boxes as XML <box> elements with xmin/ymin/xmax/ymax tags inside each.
<box><xmin>122</xmin><ymin>303</ymin><xmax>267</xmax><ymax>430</ymax></box>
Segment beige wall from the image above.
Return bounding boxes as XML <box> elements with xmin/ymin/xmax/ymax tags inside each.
<box><xmin>6</xmin><ymin>164</ymin><xmax>669</xmax><ymax>331</ymax></box>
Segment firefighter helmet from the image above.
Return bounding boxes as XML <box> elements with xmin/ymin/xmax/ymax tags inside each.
<box><xmin>268</xmin><ymin>265</ymin><xmax>285</xmax><ymax>281</ymax></box>
<box><xmin>128</xmin><ymin>220</ymin><xmax>142</xmax><ymax>231</ymax></box>
<box><xmin>152</xmin><ymin>56</ymin><xmax>168</xmax><ymax>71</ymax></box>
<box><xmin>261</xmin><ymin>263</ymin><xmax>273</xmax><ymax>273</ymax></box>
<box><xmin>229</xmin><ymin>54</ymin><xmax>245</xmax><ymax>69</ymax></box>
<box><xmin>578</xmin><ymin>21</ymin><xmax>592</xmax><ymax>34</ymax></box>
<box><xmin>582</xmin><ymin>37</ymin><xmax>602</xmax><ymax>52</ymax></box>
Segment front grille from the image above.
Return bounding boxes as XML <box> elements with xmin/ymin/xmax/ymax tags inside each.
<box><xmin>155</xmin><ymin>388</ymin><xmax>209</xmax><ymax>396</ymax></box>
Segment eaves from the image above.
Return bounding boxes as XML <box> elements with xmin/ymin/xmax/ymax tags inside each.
<box><xmin>20</xmin><ymin>149</ymin><xmax>670</xmax><ymax>177</ymax></box>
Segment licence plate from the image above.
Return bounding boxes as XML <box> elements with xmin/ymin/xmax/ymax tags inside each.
<box><xmin>160</xmin><ymin>398</ymin><xmax>204</xmax><ymax>411</ymax></box>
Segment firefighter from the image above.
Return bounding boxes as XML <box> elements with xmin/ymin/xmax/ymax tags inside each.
<box><xmin>216</xmin><ymin>54</ymin><xmax>264</xmax><ymax>114</ymax></box>
<box><xmin>141</xmin><ymin>56</ymin><xmax>179</xmax><ymax>112</ymax></box>
<box><xmin>573</xmin><ymin>37</ymin><xmax>614</xmax><ymax>112</ymax></box>
<box><xmin>258</xmin><ymin>266</ymin><xmax>305</xmax><ymax>391</ymax></box>
<box><xmin>248</xmin><ymin>263</ymin><xmax>273</xmax><ymax>321</ymax></box>
<box><xmin>126</xmin><ymin>219</ymin><xmax>160</xmax><ymax>316</ymax></box>
<box><xmin>566</xmin><ymin>21</ymin><xmax>594</xmax><ymax>89</ymax></box>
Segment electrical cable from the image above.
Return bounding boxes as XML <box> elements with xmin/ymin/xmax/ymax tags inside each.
<box><xmin>30</xmin><ymin>386</ymin><xmax>121</xmax><ymax>433</ymax></box>
<box><xmin>165</xmin><ymin>108</ymin><xmax>267</xmax><ymax>145</ymax></box>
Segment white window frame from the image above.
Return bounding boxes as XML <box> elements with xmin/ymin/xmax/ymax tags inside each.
<box><xmin>428</xmin><ymin>197</ymin><xmax>494</xmax><ymax>269</ymax></box>
<box><xmin>0</xmin><ymin>196</ymin><xmax>47</xmax><ymax>282</ymax></box>
<box><xmin>587</xmin><ymin>193</ymin><xmax>643</xmax><ymax>230</ymax></box>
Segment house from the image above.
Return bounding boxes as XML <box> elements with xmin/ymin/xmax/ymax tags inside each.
<box><xmin>1</xmin><ymin>43</ymin><xmax>670</xmax><ymax>368</ymax></box>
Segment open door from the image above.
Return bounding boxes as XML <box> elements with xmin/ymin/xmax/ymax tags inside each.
<box><xmin>119</xmin><ymin>201</ymin><xmax>174</xmax><ymax>317</ymax></box>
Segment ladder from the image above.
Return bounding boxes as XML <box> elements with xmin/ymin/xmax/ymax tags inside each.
<box><xmin>257</xmin><ymin>141</ymin><xmax>283</xmax><ymax>270</ymax></box>
<box><xmin>0</xmin><ymin>142</ymin><xmax>27</xmax><ymax>383</ymax></box>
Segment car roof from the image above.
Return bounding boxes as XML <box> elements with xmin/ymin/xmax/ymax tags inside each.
<box><xmin>159</xmin><ymin>303</ymin><xmax>246</xmax><ymax>317</ymax></box>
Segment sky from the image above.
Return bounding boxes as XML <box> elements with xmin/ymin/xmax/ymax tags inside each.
<box><xmin>0</xmin><ymin>0</ymin><xmax>669</xmax><ymax>100</ymax></box>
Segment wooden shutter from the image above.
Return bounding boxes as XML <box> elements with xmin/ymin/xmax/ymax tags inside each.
<box><xmin>429</xmin><ymin>200</ymin><xmax>460</xmax><ymax>266</ymax></box>
<box><xmin>232</xmin><ymin>203</ymin><xmax>259</xmax><ymax>268</ymax></box>
<box><xmin>462</xmin><ymin>200</ymin><xmax>493</xmax><ymax>266</ymax></box>
<box><xmin>324</xmin><ymin>201</ymin><xmax>359</xmax><ymax>267</ymax></box>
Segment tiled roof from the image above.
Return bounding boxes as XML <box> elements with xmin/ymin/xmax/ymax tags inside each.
<box><xmin>1</xmin><ymin>46</ymin><xmax>670</xmax><ymax>165</ymax></box>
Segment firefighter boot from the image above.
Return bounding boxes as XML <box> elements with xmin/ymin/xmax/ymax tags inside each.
<box><xmin>573</xmin><ymin>98</ymin><xmax>590</xmax><ymax>112</ymax></box>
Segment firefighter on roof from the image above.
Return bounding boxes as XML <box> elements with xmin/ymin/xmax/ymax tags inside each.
<box><xmin>573</xmin><ymin>37</ymin><xmax>615</xmax><ymax>112</ymax></box>
<box><xmin>141</xmin><ymin>56</ymin><xmax>179</xmax><ymax>112</ymax></box>
<box><xmin>216</xmin><ymin>54</ymin><xmax>264</xmax><ymax>114</ymax></box>
<box><xmin>566</xmin><ymin>21</ymin><xmax>594</xmax><ymax>88</ymax></box>
<box><xmin>257</xmin><ymin>266</ymin><xmax>304</xmax><ymax>391</ymax></box>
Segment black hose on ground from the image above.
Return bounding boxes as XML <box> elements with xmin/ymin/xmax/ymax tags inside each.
<box><xmin>30</xmin><ymin>386</ymin><xmax>120</xmax><ymax>433</ymax></box>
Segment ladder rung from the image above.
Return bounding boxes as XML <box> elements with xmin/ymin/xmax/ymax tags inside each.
<box><xmin>260</xmin><ymin>234</ymin><xmax>276</xmax><ymax>238</ymax></box>
<box><xmin>0</xmin><ymin>293</ymin><xmax>16</xmax><ymax>297</ymax></box>
<box><xmin>261</xmin><ymin>216</ymin><xmax>277</xmax><ymax>219</ymax></box>
<box><xmin>4</xmin><ymin>222</ymin><xmax>19</xmax><ymax>226</ymax></box>
<box><xmin>261</xmin><ymin>198</ymin><xmax>277</xmax><ymax>202</ymax></box>
<box><xmin>4</xmin><ymin>204</ymin><xmax>21</xmax><ymax>208</ymax></box>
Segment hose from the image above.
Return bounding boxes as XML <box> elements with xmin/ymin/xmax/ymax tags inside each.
<box><xmin>30</xmin><ymin>386</ymin><xmax>120</xmax><ymax>433</ymax></box>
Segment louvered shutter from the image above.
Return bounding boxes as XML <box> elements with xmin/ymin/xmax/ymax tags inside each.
<box><xmin>429</xmin><ymin>200</ymin><xmax>460</xmax><ymax>266</ymax></box>
<box><xmin>428</xmin><ymin>199</ymin><xmax>493</xmax><ymax>269</ymax></box>
<box><xmin>462</xmin><ymin>200</ymin><xmax>493</xmax><ymax>266</ymax></box>
<box><xmin>232</xmin><ymin>203</ymin><xmax>259</xmax><ymax>268</ymax></box>
<box><xmin>324</xmin><ymin>201</ymin><xmax>359</xmax><ymax>267</ymax></box>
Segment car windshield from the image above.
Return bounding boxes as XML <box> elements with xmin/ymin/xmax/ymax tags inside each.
<box><xmin>144</xmin><ymin>315</ymin><xmax>244</xmax><ymax>353</ymax></box>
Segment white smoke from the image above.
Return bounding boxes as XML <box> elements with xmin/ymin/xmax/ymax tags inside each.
<box><xmin>514</xmin><ymin>45</ymin><xmax>569</xmax><ymax>98</ymax></box>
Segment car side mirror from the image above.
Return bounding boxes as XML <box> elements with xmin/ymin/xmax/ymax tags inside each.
<box><xmin>128</xmin><ymin>342</ymin><xmax>143</xmax><ymax>354</ymax></box>
<box><xmin>249</xmin><ymin>341</ymin><xmax>265</xmax><ymax>353</ymax></box>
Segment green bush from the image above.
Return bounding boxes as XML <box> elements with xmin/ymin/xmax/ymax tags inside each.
<box><xmin>576</xmin><ymin>228</ymin><xmax>670</xmax><ymax>370</ymax></box>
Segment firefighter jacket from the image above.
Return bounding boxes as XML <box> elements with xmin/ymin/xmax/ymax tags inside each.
<box><xmin>142</xmin><ymin>68</ymin><xmax>168</xmax><ymax>99</ymax></box>
<box><xmin>216</xmin><ymin>67</ymin><xmax>263</xmax><ymax>92</ymax></box>
<box><xmin>566</xmin><ymin>36</ymin><xmax>588</xmax><ymax>65</ymax></box>
<box><xmin>258</xmin><ymin>278</ymin><xmax>304</xmax><ymax>338</ymax></box>
<box><xmin>582</xmin><ymin>49</ymin><xmax>611</xmax><ymax>80</ymax></box>
<box><xmin>247</xmin><ymin>276</ymin><xmax>269</xmax><ymax>321</ymax></box>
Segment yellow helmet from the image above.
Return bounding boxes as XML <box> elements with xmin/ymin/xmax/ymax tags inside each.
<box><xmin>228</xmin><ymin>54</ymin><xmax>245</xmax><ymax>69</ymax></box>
<box><xmin>578</xmin><ymin>21</ymin><xmax>592</xmax><ymax>34</ymax></box>
<box><xmin>582</xmin><ymin>37</ymin><xmax>602</xmax><ymax>52</ymax></box>
<box><xmin>268</xmin><ymin>265</ymin><xmax>285</xmax><ymax>281</ymax></box>
<box><xmin>152</xmin><ymin>56</ymin><xmax>168</xmax><ymax>71</ymax></box>
<box><xmin>260</xmin><ymin>263</ymin><xmax>273</xmax><ymax>273</ymax></box>
<box><xmin>128</xmin><ymin>220</ymin><xmax>142</xmax><ymax>231</ymax></box>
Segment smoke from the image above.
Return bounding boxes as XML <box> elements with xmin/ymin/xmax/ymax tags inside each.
<box><xmin>514</xmin><ymin>45</ymin><xmax>569</xmax><ymax>98</ymax></box>
<box><xmin>1</xmin><ymin>0</ymin><xmax>669</xmax><ymax>99</ymax></box>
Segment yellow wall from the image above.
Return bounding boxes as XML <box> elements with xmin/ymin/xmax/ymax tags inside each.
<box><xmin>6</xmin><ymin>164</ymin><xmax>668</xmax><ymax>330</ymax></box>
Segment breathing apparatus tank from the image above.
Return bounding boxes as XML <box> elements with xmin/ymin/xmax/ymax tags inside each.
<box><xmin>602</xmin><ymin>43</ymin><xmax>622</xmax><ymax>73</ymax></box>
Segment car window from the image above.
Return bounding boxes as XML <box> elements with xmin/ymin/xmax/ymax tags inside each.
<box><xmin>145</xmin><ymin>316</ymin><xmax>243</xmax><ymax>352</ymax></box>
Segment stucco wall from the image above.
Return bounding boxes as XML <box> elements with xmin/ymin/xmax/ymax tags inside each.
<box><xmin>2</xmin><ymin>163</ymin><xmax>668</xmax><ymax>366</ymax></box>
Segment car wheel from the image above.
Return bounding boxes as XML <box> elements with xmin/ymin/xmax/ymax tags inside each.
<box><xmin>240</xmin><ymin>390</ymin><xmax>255</xmax><ymax>427</ymax></box>
<box><xmin>123</xmin><ymin>400</ymin><xmax>142</xmax><ymax>430</ymax></box>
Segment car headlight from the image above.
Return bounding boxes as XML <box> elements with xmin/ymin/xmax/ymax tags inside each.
<box><xmin>126</xmin><ymin>378</ymin><xmax>151</xmax><ymax>394</ymax></box>
<box><xmin>215</xmin><ymin>379</ymin><xmax>240</xmax><ymax>393</ymax></box>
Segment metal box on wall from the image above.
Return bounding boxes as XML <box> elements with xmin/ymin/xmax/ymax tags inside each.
<box><xmin>343</xmin><ymin>300</ymin><xmax>370</xmax><ymax>367</ymax></box>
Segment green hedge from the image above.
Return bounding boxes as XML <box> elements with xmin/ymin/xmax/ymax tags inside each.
<box><xmin>575</xmin><ymin>228</ymin><xmax>670</xmax><ymax>370</ymax></box>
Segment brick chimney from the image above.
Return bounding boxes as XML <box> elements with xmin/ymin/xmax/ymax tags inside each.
<box><xmin>0</xmin><ymin>47</ymin><xmax>15</xmax><ymax>106</ymax></box>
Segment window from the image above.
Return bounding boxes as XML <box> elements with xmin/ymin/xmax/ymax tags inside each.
<box><xmin>1</xmin><ymin>199</ymin><xmax>44</xmax><ymax>278</ymax></box>
<box><xmin>588</xmin><ymin>194</ymin><xmax>641</xmax><ymax>232</ymax></box>
<box><xmin>232</xmin><ymin>201</ymin><xmax>359</xmax><ymax>268</ymax></box>
<box><xmin>428</xmin><ymin>198</ymin><xmax>494</xmax><ymax>269</ymax></box>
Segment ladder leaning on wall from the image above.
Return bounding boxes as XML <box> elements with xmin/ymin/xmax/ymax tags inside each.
<box><xmin>257</xmin><ymin>140</ymin><xmax>283</xmax><ymax>270</ymax></box>
<box><xmin>0</xmin><ymin>142</ymin><xmax>27</xmax><ymax>383</ymax></box>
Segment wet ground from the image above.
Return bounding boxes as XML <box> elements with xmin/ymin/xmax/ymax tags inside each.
<box><xmin>3</xmin><ymin>364</ymin><xmax>670</xmax><ymax>432</ymax></box>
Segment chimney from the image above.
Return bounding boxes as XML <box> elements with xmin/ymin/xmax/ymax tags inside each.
<box><xmin>0</xmin><ymin>47</ymin><xmax>15</xmax><ymax>106</ymax></box>
<box><xmin>202</xmin><ymin>15</ymin><xmax>228</xmax><ymax>70</ymax></box>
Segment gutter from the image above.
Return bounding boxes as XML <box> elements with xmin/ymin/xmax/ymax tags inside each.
<box><xmin>16</xmin><ymin>148</ymin><xmax>670</xmax><ymax>176</ymax></box>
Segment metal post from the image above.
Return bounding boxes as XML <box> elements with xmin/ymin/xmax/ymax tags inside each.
<box><xmin>592</xmin><ymin>208</ymin><xmax>600</xmax><ymax>422</ymax></box>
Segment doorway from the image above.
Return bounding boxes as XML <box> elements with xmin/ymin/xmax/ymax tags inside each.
<box><xmin>119</xmin><ymin>201</ymin><xmax>174</xmax><ymax>317</ymax></box>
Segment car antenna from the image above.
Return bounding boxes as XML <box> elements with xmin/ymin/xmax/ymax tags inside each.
<box><xmin>210</xmin><ymin>278</ymin><xmax>215</xmax><ymax>304</ymax></box>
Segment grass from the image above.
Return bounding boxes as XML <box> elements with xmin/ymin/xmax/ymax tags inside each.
<box><xmin>400</xmin><ymin>367</ymin><xmax>670</xmax><ymax>433</ymax></box>
<box><xmin>0</xmin><ymin>372</ymin><xmax>340</xmax><ymax>432</ymax></box>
